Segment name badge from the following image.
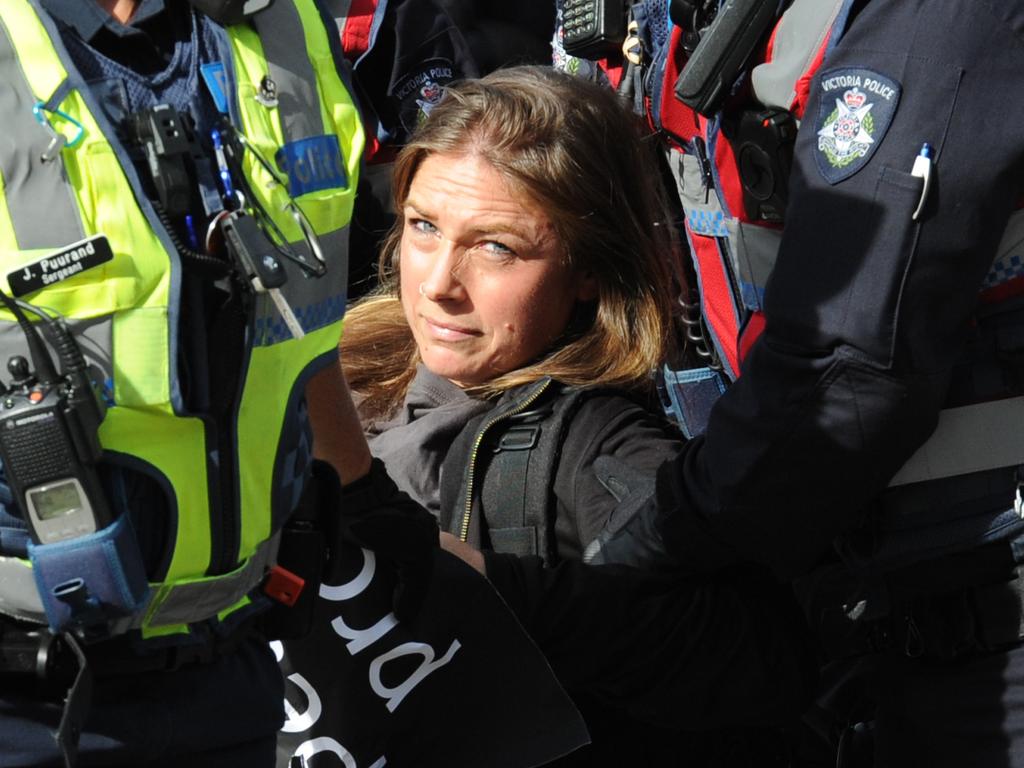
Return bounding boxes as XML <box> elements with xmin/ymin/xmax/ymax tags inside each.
<box><xmin>8</xmin><ymin>235</ymin><xmax>114</xmax><ymax>297</ymax></box>
<box><xmin>275</xmin><ymin>135</ymin><xmax>348</xmax><ymax>198</ymax></box>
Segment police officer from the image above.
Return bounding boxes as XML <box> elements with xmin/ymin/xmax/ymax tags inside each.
<box><xmin>0</xmin><ymin>0</ymin><xmax>363</xmax><ymax>765</ymax></box>
<box><xmin>583</xmin><ymin>0</ymin><xmax>1024</xmax><ymax>764</ymax></box>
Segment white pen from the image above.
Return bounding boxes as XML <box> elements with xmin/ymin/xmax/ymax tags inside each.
<box><xmin>911</xmin><ymin>142</ymin><xmax>933</xmax><ymax>221</ymax></box>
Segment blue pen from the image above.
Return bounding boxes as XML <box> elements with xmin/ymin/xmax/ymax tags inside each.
<box><xmin>911</xmin><ymin>142</ymin><xmax>933</xmax><ymax>221</ymax></box>
<box><xmin>211</xmin><ymin>128</ymin><xmax>236</xmax><ymax>205</ymax></box>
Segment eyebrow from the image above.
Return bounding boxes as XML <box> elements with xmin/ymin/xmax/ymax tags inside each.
<box><xmin>403</xmin><ymin>199</ymin><xmax>534</xmax><ymax>242</ymax></box>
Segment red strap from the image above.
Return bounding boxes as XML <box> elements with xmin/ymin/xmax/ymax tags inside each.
<box><xmin>763</xmin><ymin>14</ymin><xmax>782</xmax><ymax>63</ymax></box>
<box><xmin>738</xmin><ymin>310</ymin><xmax>766</xmax><ymax>363</ymax></box>
<box><xmin>791</xmin><ymin>35</ymin><xmax>830</xmax><ymax>119</ymax></box>
<box><xmin>340</xmin><ymin>0</ymin><xmax>378</xmax><ymax>61</ymax></box>
<box><xmin>658</xmin><ymin>26</ymin><xmax>701</xmax><ymax>144</ymax></box>
<box><xmin>980</xmin><ymin>275</ymin><xmax>1024</xmax><ymax>305</ymax></box>
<box><xmin>600</xmin><ymin>60</ymin><xmax>624</xmax><ymax>89</ymax></box>
<box><xmin>688</xmin><ymin>227</ymin><xmax>741</xmax><ymax>376</ymax></box>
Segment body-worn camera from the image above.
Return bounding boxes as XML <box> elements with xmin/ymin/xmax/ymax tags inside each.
<box><xmin>733</xmin><ymin>107</ymin><xmax>797</xmax><ymax>223</ymax></box>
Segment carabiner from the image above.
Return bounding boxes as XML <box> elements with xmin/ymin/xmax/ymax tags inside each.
<box><xmin>32</xmin><ymin>101</ymin><xmax>85</xmax><ymax>161</ymax></box>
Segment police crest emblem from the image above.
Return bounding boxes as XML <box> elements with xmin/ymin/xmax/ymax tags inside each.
<box><xmin>394</xmin><ymin>57</ymin><xmax>458</xmax><ymax>137</ymax></box>
<box><xmin>814</xmin><ymin>68</ymin><xmax>901</xmax><ymax>184</ymax></box>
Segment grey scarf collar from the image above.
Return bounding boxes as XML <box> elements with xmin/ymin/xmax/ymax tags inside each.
<box><xmin>366</xmin><ymin>365</ymin><xmax>492</xmax><ymax>518</ymax></box>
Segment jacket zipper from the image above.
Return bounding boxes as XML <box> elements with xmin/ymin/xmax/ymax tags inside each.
<box><xmin>459</xmin><ymin>378</ymin><xmax>552</xmax><ymax>542</ymax></box>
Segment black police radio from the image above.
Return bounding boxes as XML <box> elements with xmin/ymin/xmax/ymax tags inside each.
<box><xmin>0</xmin><ymin>294</ymin><xmax>110</xmax><ymax>544</ymax></box>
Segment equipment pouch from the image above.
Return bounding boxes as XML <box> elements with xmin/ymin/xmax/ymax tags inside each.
<box><xmin>658</xmin><ymin>364</ymin><xmax>727</xmax><ymax>438</ymax></box>
<box><xmin>28</xmin><ymin>515</ymin><xmax>149</xmax><ymax>633</ymax></box>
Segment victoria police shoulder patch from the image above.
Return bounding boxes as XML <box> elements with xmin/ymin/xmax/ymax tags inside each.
<box><xmin>814</xmin><ymin>67</ymin><xmax>901</xmax><ymax>184</ymax></box>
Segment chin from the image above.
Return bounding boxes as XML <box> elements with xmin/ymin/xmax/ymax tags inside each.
<box><xmin>421</xmin><ymin>356</ymin><xmax>478</xmax><ymax>386</ymax></box>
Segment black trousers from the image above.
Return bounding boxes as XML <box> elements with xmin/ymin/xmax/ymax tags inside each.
<box><xmin>800</xmin><ymin>642</ymin><xmax>1024</xmax><ymax>768</ymax></box>
<box><xmin>0</xmin><ymin>635</ymin><xmax>283</xmax><ymax>768</ymax></box>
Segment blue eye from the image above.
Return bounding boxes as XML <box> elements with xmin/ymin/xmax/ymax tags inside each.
<box><xmin>479</xmin><ymin>240</ymin><xmax>515</xmax><ymax>258</ymax></box>
<box><xmin>409</xmin><ymin>218</ymin><xmax>437</xmax><ymax>235</ymax></box>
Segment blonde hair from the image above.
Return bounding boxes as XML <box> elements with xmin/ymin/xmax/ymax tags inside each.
<box><xmin>343</xmin><ymin>65</ymin><xmax>678</xmax><ymax>419</ymax></box>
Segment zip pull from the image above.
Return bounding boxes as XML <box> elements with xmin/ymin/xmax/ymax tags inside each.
<box><xmin>692</xmin><ymin>137</ymin><xmax>714</xmax><ymax>205</ymax></box>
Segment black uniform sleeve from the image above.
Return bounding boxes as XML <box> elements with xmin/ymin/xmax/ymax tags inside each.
<box><xmin>483</xmin><ymin>551</ymin><xmax>815</xmax><ymax>729</ymax></box>
<box><xmin>551</xmin><ymin>394</ymin><xmax>684</xmax><ymax>559</ymax></box>
<box><xmin>658</xmin><ymin>0</ymin><xmax>1024</xmax><ymax>578</ymax></box>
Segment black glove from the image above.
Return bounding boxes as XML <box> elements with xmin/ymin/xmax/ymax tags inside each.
<box><xmin>340</xmin><ymin>458</ymin><xmax>439</xmax><ymax>621</ymax></box>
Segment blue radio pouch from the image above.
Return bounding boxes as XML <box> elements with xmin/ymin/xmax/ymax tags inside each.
<box><xmin>27</xmin><ymin>515</ymin><xmax>150</xmax><ymax>633</ymax></box>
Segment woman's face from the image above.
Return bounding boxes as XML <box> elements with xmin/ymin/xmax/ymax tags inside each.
<box><xmin>399</xmin><ymin>152</ymin><xmax>596</xmax><ymax>387</ymax></box>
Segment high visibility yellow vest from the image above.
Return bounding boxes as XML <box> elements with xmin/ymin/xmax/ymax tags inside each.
<box><xmin>0</xmin><ymin>0</ymin><xmax>363</xmax><ymax>636</ymax></box>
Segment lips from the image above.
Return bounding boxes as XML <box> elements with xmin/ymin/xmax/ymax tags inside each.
<box><xmin>422</xmin><ymin>315</ymin><xmax>480</xmax><ymax>342</ymax></box>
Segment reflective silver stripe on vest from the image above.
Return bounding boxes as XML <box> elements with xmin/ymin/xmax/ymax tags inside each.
<box><xmin>889</xmin><ymin>397</ymin><xmax>1024</xmax><ymax>487</ymax></box>
<box><xmin>0</xmin><ymin>536</ymin><xmax>277</xmax><ymax>629</ymax></box>
<box><xmin>251</xmin><ymin>2</ymin><xmax>325</xmax><ymax>142</ymax></box>
<box><xmin>750</xmin><ymin>0</ymin><xmax>845</xmax><ymax>113</ymax></box>
<box><xmin>0</xmin><ymin>315</ymin><xmax>113</xmax><ymax>387</ymax></box>
<box><xmin>252</xmin><ymin>225</ymin><xmax>348</xmax><ymax>341</ymax></box>
<box><xmin>0</xmin><ymin>17</ymin><xmax>83</xmax><ymax>249</ymax></box>
<box><xmin>132</xmin><ymin>534</ymin><xmax>279</xmax><ymax>628</ymax></box>
<box><xmin>725</xmin><ymin>218</ymin><xmax>782</xmax><ymax>312</ymax></box>
<box><xmin>671</xmin><ymin>151</ymin><xmax>728</xmax><ymax>236</ymax></box>
<box><xmin>983</xmin><ymin>209</ymin><xmax>1024</xmax><ymax>291</ymax></box>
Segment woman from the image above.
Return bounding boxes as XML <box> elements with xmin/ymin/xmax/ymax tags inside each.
<box><xmin>335</xmin><ymin>66</ymin><xmax>808</xmax><ymax>766</ymax></box>
<box><xmin>342</xmin><ymin>64</ymin><xmax>679</xmax><ymax>554</ymax></box>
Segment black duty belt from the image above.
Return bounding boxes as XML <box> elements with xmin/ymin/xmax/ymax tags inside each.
<box><xmin>83</xmin><ymin>618</ymin><xmax>258</xmax><ymax>677</ymax></box>
<box><xmin>815</xmin><ymin>566</ymin><xmax>1024</xmax><ymax>662</ymax></box>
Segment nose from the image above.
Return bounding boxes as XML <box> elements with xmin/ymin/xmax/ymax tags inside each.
<box><xmin>419</xmin><ymin>242</ymin><xmax>467</xmax><ymax>302</ymax></box>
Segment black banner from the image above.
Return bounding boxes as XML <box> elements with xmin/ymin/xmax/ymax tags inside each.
<box><xmin>275</xmin><ymin>543</ymin><xmax>589</xmax><ymax>767</ymax></box>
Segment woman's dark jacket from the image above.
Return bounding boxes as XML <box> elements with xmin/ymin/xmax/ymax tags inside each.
<box><xmin>363</xmin><ymin>367</ymin><xmax>813</xmax><ymax>764</ymax></box>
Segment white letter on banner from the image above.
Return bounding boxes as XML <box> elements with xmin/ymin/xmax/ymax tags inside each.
<box><xmin>270</xmin><ymin>640</ymin><xmax>285</xmax><ymax>662</ymax></box>
<box><xmin>282</xmin><ymin>673</ymin><xmax>322</xmax><ymax>733</ymax></box>
<box><xmin>292</xmin><ymin>737</ymin><xmax>357</xmax><ymax>768</ymax></box>
<box><xmin>331</xmin><ymin>611</ymin><xmax>400</xmax><ymax>654</ymax></box>
<box><xmin>369</xmin><ymin>640</ymin><xmax>462</xmax><ymax>713</ymax></box>
<box><xmin>320</xmin><ymin>548</ymin><xmax>376</xmax><ymax>601</ymax></box>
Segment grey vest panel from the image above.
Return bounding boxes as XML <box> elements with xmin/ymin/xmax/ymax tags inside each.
<box><xmin>251</xmin><ymin>1</ymin><xmax>326</xmax><ymax>142</ymax></box>
<box><xmin>750</xmin><ymin>0</ymin><xmax>846</xmax><ymax>112</ymax></box>
<box><xmin>0</xmin><ymin>18</ymin><xmax>83</xmax><ymax>250</ymax></box>
<box><xmin>0</xmin><ymin>535</ymin><xmax>278</xmax><ymax>628</ymax></box>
